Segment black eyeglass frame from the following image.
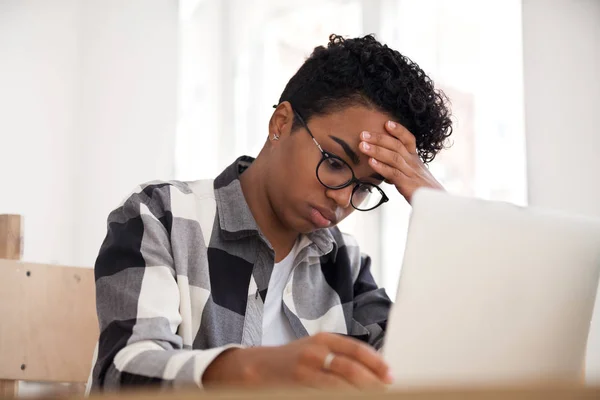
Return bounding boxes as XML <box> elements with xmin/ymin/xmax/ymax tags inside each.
<box><xmin>290</xmin><ymin>107</ymin><xmax>389</xmax><ymax>212</ymax></box>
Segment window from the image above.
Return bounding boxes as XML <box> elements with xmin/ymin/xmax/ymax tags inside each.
<box><xmin>176</xmin><ymin>0</ymin><xmax>526</xmax><ymax>298</ymax></box>
<box><xmin>378</xmin><ymin>0</ymin><xmax>526</xmax><ymax>298</ymax></box>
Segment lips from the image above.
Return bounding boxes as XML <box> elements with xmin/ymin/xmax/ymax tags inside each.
<box><xmin>315</xmin><ymin>207</ymin><xmax>337</xmax><ymax>224</ymax></box>
<box><xmin>309</xmin><ymin>206</ymin><xmax>337</xmax><ymax>228</ymax></box>
<box><xmin>309</xmin><ymin>208</ymin><xmax>331</xmax><ymax>228</ymax></box>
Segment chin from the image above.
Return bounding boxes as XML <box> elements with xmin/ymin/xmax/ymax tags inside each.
<box><xmin>288</xmin><ymin>214</ymin><xmax>319</xmax><ymax>234</ymax></box>
<box><xmin>279</xmin><ymin>204</ymin><xmax>331</xmax><ymax>234</ymax></box>
<box><xmin>293</xmin><ymin>219</ymin><xmax>317</xmax><ymax>234</ymax></box>
<box><xmin>300</xmin><ymin>225</ymin><xmax>319</xmax><ymax>234</ymax></box>
<box><xmin>299</xmin><ymin>216</ymin><xmax>337</xmax><ymax>234</ymax></box>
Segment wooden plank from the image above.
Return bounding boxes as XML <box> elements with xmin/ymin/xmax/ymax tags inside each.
<box><xmin>0</xmin><ymin>215</ymin><xmax>22</xmax><ymax>260</ymax></box>
<box><xmin>80</xmin><ymin>385</ymin><xmax>600</xmax><ymax>400</ymax></box>
<box><xmin>0</xmin><ymin>215</ymin><xmax>22</xmax><ymax>397</ymax></box>
<box><xmin>0</xmin><ymin>380</ymin><xmax>18</xmax><ymax>398</ymax></box>
<box><xmin>0</xmin><ymin>259</ymin><xmax>98</xmax><ymax>383</ymax></box>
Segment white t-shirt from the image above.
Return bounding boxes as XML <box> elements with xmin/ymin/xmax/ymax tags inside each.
<box><xmin>262</xmin><ymin>239</ymin><xmax>302</xmax><ymax>346</ymax></box>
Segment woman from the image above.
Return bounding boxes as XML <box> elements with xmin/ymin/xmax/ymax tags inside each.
<box><xmin>91</xmin><ymin>34</ymin><xmax>452</xmax><ymax>391</ymax></box>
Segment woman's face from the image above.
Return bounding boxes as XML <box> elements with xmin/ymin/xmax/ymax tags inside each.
<box><xmin>266</xmin><ymin>103</ymin><xmax>391</xmax><ymax>234</ymax></box>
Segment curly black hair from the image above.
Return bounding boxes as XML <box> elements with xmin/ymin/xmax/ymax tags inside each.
<box><xmin>277</xmin><ymin>34</ymin><xmax>453</xmax><ymax>164</ymax></box>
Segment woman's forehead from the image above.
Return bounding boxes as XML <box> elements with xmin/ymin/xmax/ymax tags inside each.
<box><xmin>308</xmin><ymin>106</ymin><xmax>389</xmax><ymax>181</ymax></box>
<box><xmin>309</xmin><ymin>106</ymin><xmax>390</xmax><ymax>155</ymax></box>
<box><xmin>311</xmin><ymin>105</ymin><xmax>392</xmax><ymax>139</ymax></box>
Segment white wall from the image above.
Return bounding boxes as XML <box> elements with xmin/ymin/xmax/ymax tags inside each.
<box><xmin>522</xmin><ymin>0</ymin><xmax>600</xmax><ymax>383</ymax></box>
<box><xmin>0</xmin><ymin>0</ymin><xmax>178</xmax><ymax>268</ymax></box>
<box><xmin>74</xmin><ymin>0</ymin><xmax>178</xmax><ymax>267</ymax></box>
<box><xmin>0</xmin><ymin>0</ymin><xmax>79</xmax><ymax>265</ymax></box>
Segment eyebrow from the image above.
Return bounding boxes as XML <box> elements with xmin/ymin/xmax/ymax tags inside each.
<box><xmin>330</xmin><ymin>135</ymin><xmax>361</xmax><ymax>165</ymax></box>
<box><xmin>329</xmin><ymin>135</ymin><xmax>385</xmax><ymax>182</ymax></box>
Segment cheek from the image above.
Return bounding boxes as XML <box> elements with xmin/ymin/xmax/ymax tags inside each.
<box><xmin>287</xmin><ymin>148</ymin><xmax>321</xmax><ymax>189</ymax></box>
<box><xmin>274</xmin><ymin>152</ymin><xmax>312</xmax><ymax>201</ymax></box>
<box><xmin>273</xmin><ymin>143</ymin><xmax>327</xmax><ymax>211</ymax></box>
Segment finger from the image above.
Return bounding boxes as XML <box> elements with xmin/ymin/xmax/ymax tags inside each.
<box><xmin>360</xmin><ymin>130</ymin><xmax>406</xmax><ymax>156</ymax></box>
<box><xmin>327</xmin><ymin>354</ymin><xmax>386</xmax><ymax>389</ymax></box>
<box><xmin>287</xmin><ymin>344</ymin><xmax>354</xmax><ymax>389</ymax></box>
<box><xmin>313</xmin><ymin>333</ymin><xmax>391</xmax><ymax>383</ymax></box>
<box><xmin>369</xmin><ymin>157</ymin><xmax>410</xmax><ymax>187</ymax></box>
<box><xmin>385</xmin><ymin>121</ymin><xmax>417</xmax><ymax>154</ymax></box>
<box><xmin>296</xmin><ymin>366</ymin><xmax>354</xmax><ymax>390</ymax></box>
<box><xmin>359</xmin><ymin>141</ymin><xmax>413</xmax><ymax>177</ymax></box>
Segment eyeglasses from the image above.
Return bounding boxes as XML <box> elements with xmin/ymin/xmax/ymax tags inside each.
<box><xmin>293</xmin><ymin>109</ymin><xmax>389</xmax><ymax>211</ymax></box>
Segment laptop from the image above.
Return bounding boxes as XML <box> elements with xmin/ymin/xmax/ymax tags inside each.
<box><xmin>383</xmin><ymin>188</ymin><xmax>600</xmax><ymax>387</ymax></box>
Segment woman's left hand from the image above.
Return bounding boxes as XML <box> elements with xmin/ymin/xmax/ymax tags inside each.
<box><xmin>359</xmin><ymin>120</ymin><xmax>444</xmax><ymax>204</ymax></box>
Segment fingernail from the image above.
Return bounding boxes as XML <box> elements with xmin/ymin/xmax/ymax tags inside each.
<box><xmin>371</xmin><ymin>158</ymin><xmax>378</xmax><ymax>165</ymax></box>
<box><xmin>362</xmin><ymin>142</ymin><xmax>370</xmax><ymax>150</ymax></box>
<box><xmin>362</xmin><ymin>131</ymin><xmax>371</xmax><ymax>140</ymax></box>
<box><xmin>386</xmin><ymin>372</ymin><xmax>395</xmax><ymax>384</ymax></box>
<box><xmin>388</xmin><ymin>121</ymin><xmax>396</xmax><ymax>129</ymax></box>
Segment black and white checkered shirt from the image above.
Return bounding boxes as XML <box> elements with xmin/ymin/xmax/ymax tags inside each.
<box><xmin>91</xmin><ymin>156</ymin><xmax>392</xmax><ymax>390</ymax></box>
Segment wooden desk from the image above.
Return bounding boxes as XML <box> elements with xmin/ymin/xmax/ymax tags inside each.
<box><xmin>65</xmin><ymin>385</ymin><xmax>599</xmax><ymax>400</ymax></box>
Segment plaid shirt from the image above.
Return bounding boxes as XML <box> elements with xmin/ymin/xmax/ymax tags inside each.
<box><xmin>92</xmin><ymin>156</ymin><xmax>392</xmax><ymax>390</ymax></box>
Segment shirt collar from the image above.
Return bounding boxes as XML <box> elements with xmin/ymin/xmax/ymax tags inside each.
<box><xmin>213</xmin><ymin>156</ymin><xmax>338</xmax><ymax>258</ymax></box>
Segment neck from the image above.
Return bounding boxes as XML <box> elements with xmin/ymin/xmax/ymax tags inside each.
<box><xmin>239</xmin><ymin>155</ymin><xmax>298</xmax><ymax>262</ymax></box>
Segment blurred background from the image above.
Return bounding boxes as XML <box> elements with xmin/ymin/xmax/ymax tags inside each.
<box><xmin>0</xmin><ymin>0</ymin><xmax>598</xmax><ymax>383</ymax></box>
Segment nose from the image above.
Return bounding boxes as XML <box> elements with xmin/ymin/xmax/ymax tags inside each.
<box><xmin>326</xmin><ymin>185</ymin><xmax>354</xmax><ymax>209</ymax></box>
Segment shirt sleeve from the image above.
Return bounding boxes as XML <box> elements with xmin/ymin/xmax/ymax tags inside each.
<box><xmin>91</xmin><ymin>183</ymin><xmax>240</xmax><ymax>391</ymax></box>
<box><xmin>352</xmin><ymin>253</ymin><xmax>392</xmax><ymax>350</ymax></box>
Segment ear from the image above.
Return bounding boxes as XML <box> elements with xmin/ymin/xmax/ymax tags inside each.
<box><xmin>268</xmin><ymin>101</ymin><xmax>295</xmax><ymax>142</ymax></box>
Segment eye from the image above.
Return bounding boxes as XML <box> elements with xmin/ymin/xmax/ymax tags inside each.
<box><xmin>324</xmin><ymin>157</ymin><xmax>346</xmax><ymax>171</ymax></box>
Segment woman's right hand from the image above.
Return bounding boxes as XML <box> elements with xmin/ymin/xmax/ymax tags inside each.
<box><xmin>202</xmin><ymin>332</ymin><xmax>393</xmax><ymax>390</ymax></box>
